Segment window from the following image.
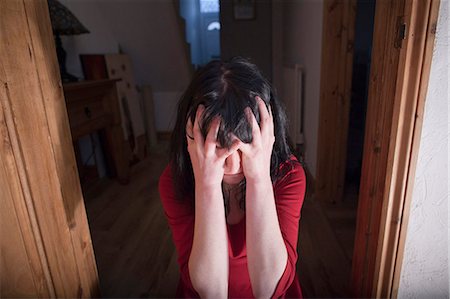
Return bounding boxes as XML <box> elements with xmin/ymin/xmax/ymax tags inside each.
<box><xmin>200</xmin><ymin>0</ymin><xmax>219</xmax><ymax>13</ymax></box>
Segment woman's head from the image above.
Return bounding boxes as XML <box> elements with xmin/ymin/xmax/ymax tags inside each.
<box><xmin>170</xmin><ymin>57</ymin><xmax>293</xmax><ymax>200</ymax></box>
<box><xmin>184</xmin><ymin>58</ymin><xmax>271</xmax><ymax>148</ymax></box>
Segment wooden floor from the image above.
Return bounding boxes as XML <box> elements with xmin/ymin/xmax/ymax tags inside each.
<box><xmin>83</xmin><ymin>142</ymin><xmax>357</xmax><ymax>298</ymax></box>
<box><xmin>298</xmin><ymin>186</ymin><xmax>358</xmax><ymax>297</ymax></box>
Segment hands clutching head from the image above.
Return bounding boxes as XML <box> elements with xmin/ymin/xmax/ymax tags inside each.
<box><xmin>186</xmin><ymin>96</ymin><xmax>275</xmax><ymax>187</ymax></box>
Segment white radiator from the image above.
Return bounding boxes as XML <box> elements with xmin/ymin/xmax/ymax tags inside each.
<box><xmin>282</xmin><ymin>64</ymin><xmax>304</xmax><ymax>146</ymax></box>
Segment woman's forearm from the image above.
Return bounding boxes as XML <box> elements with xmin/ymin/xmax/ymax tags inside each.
<box><xmin>189</xmin><ymin>183</ymin><xmax>229</xmax><ymax>298</ymax></box>
<box><xmin>246</xmin><ymin>176</ymin><xmax>288</xmax><ymax>298</ymax></box>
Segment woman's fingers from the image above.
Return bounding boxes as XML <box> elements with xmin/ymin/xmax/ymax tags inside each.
<box><xmin>186</xmin><ymin>117</ymin><xmax>194</xmax><ymax>144</ymax></box>
<box><xmin>239</xmin><ymin>97</ymin><xmax>275</xmax><ymax>159</ymax></box>
<box><xmin>256</xmin><ymin>96</ymin><xmax>270</xmax><ymax>125</ymax></box>
<box><xmin>226</xmin><ymin>137</ymin><xmax>242</xmax><ymax>156</ymax></box>
<box><xmin>256</xmin><ymin>96</ymin><xmax>274</xmax><ymax>134</ymax></box>
<box><xmin>256</xmin><ymin>96</ymin><xmax>275</xmax><ymax>138</ymax></box>
<box><xmin>267</xmin><ymin>104</ymin><xmax>274</xmax><ymax>136</ymax></box>
<box><xmin>205</xmin><ymin>116</ymin><xmax>221</xmax><ymax>153</ymax></box>
<box><xmin>250</xmin><ymin>107</ymin><xmax>261</xmax><ymax>141</ymax></box>
<box><xmin>238</xmin><ymin>107</ymin><xmax>260</xmax><ymax>157</ymax></box>
<box><xmin>193</xmin><ymin>105</ymin><xmax>205</xmax><ymax>147</ymax></box>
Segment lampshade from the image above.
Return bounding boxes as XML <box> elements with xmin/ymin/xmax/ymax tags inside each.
<box><xmin>48</xmin><ymin>0</ymin><xmax>89</xmax><ymax>36</ymax></box>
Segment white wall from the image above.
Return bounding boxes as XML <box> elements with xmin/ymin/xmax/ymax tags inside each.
<box><xmin>95</xmin><ymin>0</ymin><xmax>191</xmax><ymax>92</ymax></box>
<box><xmin>277</xmin><ymin>0</ymin><xmax>324</xmax><ymax>178</ymax></box>
<box><xmin>398</xmin><ymin>2</ymin><xmax>449</xmax><ymax>298</ymax></box>
<box><xmin>59</xmin><ymin>0</ymin><xmax>119</xmax><ymax>78</ymax></box>
<box><xmin>152</xmin><ymin>91</ymin><xmax>182</xmax><ymax>133</ymax></box>
<box><xmin>59</xmin><ymin>0</ymin><xmax>191</xmax><ymax>131</ymax></box>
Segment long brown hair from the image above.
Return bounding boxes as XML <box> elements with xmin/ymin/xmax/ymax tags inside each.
<box><xmin>170</xmin><ymin>57</ymin><xmax>295</xmax><ymax>202</ymax></box>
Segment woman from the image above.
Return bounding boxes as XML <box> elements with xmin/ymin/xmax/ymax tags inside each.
<box><xmin>159</xmin><ymin>57</ymin><xmax>306</xmax><ymax>298</ymax></box>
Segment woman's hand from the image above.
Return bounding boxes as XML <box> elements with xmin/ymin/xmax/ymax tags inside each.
<box><xmin>240</xmin><ymin>97</ymin><xmax>287</xmax><ymax>298</ymax></box>
<box><xmin>187</xmin><ymin>105</ymin><xmax>235</xmax><ymax>298</ymax></box>
<box><xmin>238</xmin><ymin>96</ymin><xmax>275</xmax><ymax>183</ymax></box>
<box><xmin>186</xmin><ymin>105</ymin><xmax>240</xmax><ymax>189</ymax></box>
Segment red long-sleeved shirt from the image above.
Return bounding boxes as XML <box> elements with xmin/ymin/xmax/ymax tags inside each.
<box><xmin>158</xmin><ymin>156</ymin><xmax>306</xmax><ymax>298</ymax></box>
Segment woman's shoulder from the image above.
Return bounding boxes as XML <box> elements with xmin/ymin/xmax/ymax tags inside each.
<box><xmin>159</xmin><ymin>163</ymin><xmax>172</xmax><ymax>181</ymax></box>
<box><xmin>158</xmin><ymin>164</ymin><xmax>195</xmax><ymax>221</ymax></box>
<box><xmin>159</xmin><ymin>163</ymin><xmax>172</xmax><ymax>185</ymax></box>
<box><xmin>275</xmin><ymin>155</ymin><xmax>306</xmax><ymax>188</ymax></box>
<box><xmin>278</xmin><ymin>155</ymin><xmax>305</xmax><ymax>176</ymax></box>
<box><xmin>158</xmin><ymin>164</ymin><xmax>175</xmax><ymax>202</ymax></box>
<box><xmin>159</xmin><ymin>164</ymin><xmax>195</xmax><ymax>212</ymax></box>
<box><xmin>272</xmin><ymin>156</ymin><xmax>307</xmax><ymax>211</ymax></box>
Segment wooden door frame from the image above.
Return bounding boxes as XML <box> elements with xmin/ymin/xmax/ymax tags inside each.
<box><xmin>1</xmin><ymin>0</ymin><xmax>440</xmax><ymax>297</ymax></box>
<box><xmin>317</xmin><ymin>0</ymin><xmax>440</xmax><ymax>297</ymax></box>
<box><xmin>316</xmin><ymin>0</ymin><xmax>357</xmax><ymax>204</ymax></box>
<box><xmin>1</xmin><ymin>1</ymin><xmax>99</xmax><ymax>297</ymax></box>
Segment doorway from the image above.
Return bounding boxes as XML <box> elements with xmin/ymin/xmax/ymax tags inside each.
<box><xmin>316</xmin><ymin>0</ymin><xmax>441</xmax><ymax>297</ymax></box>
<box><xmin>329</xmin><ymin>0</ymin><xmax>376</xmax><ymax>259</ymax></box>
<box><xmin>337</xmin><ymin>0</ymin><xmax>376</xmax><ymax>264</ymax></box>
<box><xmin>179</xmin><ymin>0</ymin><xmax>221</xmax><ymax>68</ymax></box>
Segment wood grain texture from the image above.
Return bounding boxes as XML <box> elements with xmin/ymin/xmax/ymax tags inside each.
<box><xmin>0</xmin><ymin>86</ymin><xmax>51</xmax><ymax>298</ymax></box>
<box><xmin>0</xmin><ymin>0</ymin><xmax>99</xmax><ymax>297</ymax></box>
<box><xmin>316</xmin><ymin>0</ymin><xmax>357</xmax><ymax>203</ymax></box>
<box><xmin>297</xmin><ymin>197</ymin><xmax>354</xmax><ymax>297</ymax></box>
<box><xmin>350</xmin><ymin>0</ymin><xmax>440</xmax><ymax>296</ymax></box>
<box><xmin>104</xmin><ymin>54</ymin><xmax>146</xmax><ymax>138</ymax></box>
<box><xmin>376</xmin><ymin>0</ymin><xmax>441</xmax><ymax>297</ymax></box>
<box><xmin>63</xmin><ymin>79</ymin><xmax>130</xmax><ymax>183</ymax></box>
<box><xmin>0</xmin><ymin>171</ymin><xmax>41</xmax><ymax>297</ymax></box>
<box><xmin>351</xmin><ymin>1</ymin><xmax>406</xmax><ymax>296</ymax></box>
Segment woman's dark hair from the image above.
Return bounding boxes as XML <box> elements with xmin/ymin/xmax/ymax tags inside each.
<box><xmin>170</xmin><ymin>57</ymin><xmax>294</xmax><ymax>201</ymax></box>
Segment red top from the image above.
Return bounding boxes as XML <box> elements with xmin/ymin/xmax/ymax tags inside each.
<box><xmin>158</xmin><ymin>156</ymin><xmax>306</xmax><ymax>298</ymax></box>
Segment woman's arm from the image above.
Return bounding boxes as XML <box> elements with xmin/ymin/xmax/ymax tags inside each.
<box><xmin>239</xmin><ymin>97</ymin><xmax>288</xmax><ymax>298</ymax></box>
<box><xmin>186</xmin><ymin>106</ymin><xmax>240</xmax><ymax>298</ymax></box>
<box><xmin>246</xmin><ymin>176</ymin><xmax>288</xmax><ymax>298</ymax></box>
<box><xmin>189</xmin><ymin>183</ymin><xmax>228</xmax><ymax>298</ymax></box>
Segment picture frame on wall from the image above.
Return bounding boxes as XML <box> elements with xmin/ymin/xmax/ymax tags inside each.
<box><xmin>233</xmin><ymin>0</ymin><xmax>255</xmax><ymax>20</ymax></box>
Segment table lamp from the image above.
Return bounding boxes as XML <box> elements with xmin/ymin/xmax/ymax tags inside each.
<box><xmin>48</xmin><ymin>0</ymin><xmax>90</xmax><ymax>83</ymax></box>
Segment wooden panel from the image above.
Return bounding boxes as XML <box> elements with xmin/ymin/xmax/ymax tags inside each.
<box><xmin>0</xmin><ymin>0</ymin><xmax>99</xmax><ymax>297</ymax></box>
<box><xmin>63</xmin><ymin>80</ymin><xmax>130</xmax><ymax>182</ymax></box>
<box><xmin>0</xmin><ymin>170</ymin><xmax>40</xmax><ymax>297</ymax></box>
<box><xmin>350</xmin><ymin>0</ymin><xmax>405</xmax><ymax>296</ymax></box>
<box><xmin>0</xmin><ymin>85</ymin><xmax>51</xmax><ymax>298</ymax></box>
<box><xmin>375</xmin><ymin>0</ymin><xmax>441</xmax><ymax>297</ymax></box>
<box><xmin>105</xmin><ymin>54</ymin><xmax>146</xmax><ymax>138</ymax></box>
<box><xmin>103</xmin><ymin>85</ymin><xmax>131</xmax><ymax>182</ymax></box>
<box><xmin>69</xmin><ymin>116</ymin><xmax>111</xmax><ymax>140</ymax></box>
<box><xmin>66</xmin><ymin>97</ymin><xmax>107</xmax><ymax>129</ymax></box>
<box><xmin>316</xmin><ymin>0</ymin><xmax>357</xmax><ymax>203</ymax></box>
<box><xmin>79</xmin><ymin>54</ymin><xmax>147</xmax><ymax>161</ymax></box>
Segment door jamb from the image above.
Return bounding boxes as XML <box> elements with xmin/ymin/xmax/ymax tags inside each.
<box><xmin>316</xmin><ymin>0</ymin><xmax>357</xmax><ymax>204</ymax></box>
<box><xmin>315</xmin><ymin>0</ymin><xmax>442</xmax><ymax>297</ymax></box>
<box><xmin>318</xmin><ymin>0</ymin><xmax>441</xmax><ymax>297</ymax></box>
<box><xmin>1</xmin><ymin>1</ymin><xmax>100</xmax><ymax>296</ymax></box>
<box><xmin>369</xmin><ymin>0</ymin><xmax>441</xmax><ymax>297</ymax></box>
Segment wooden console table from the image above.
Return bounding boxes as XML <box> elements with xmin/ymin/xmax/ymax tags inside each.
<box><xmin>63</xmin><ymin>79</ymin><xmax>129</xmax><ymax>184</ymax></box>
